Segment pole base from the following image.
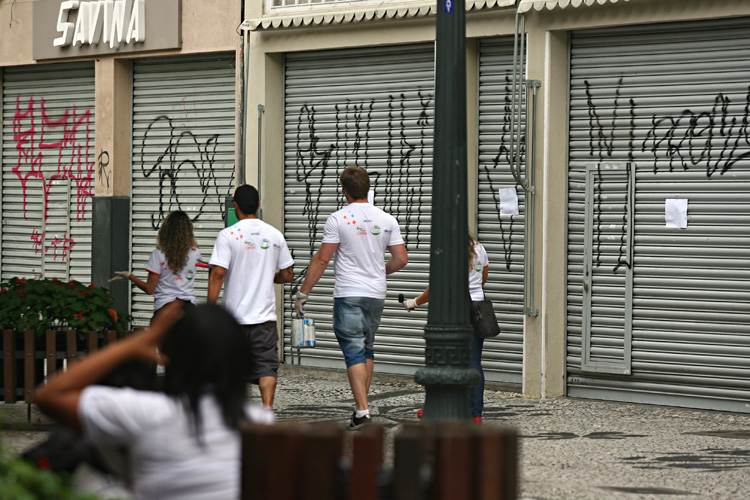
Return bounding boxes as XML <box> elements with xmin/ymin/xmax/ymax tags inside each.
<box><xmin>415</xmin><ymin>366</ymin><xmax>480</xmax><ymax>422</ymax></box>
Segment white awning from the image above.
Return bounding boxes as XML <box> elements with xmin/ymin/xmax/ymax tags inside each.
<box><xmin>245</xmin><ymin>0</ymin><xmax>516</xmax><ymax>31</ymax></box>
<box><xmin>518</xmin><ymin>0</ymin><xmax>629</xmax><ymax>13</ymax></box>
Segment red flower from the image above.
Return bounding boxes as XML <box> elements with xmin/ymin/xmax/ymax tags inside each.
<box><xmin>15</xmin><ymin>278</ymin><xmax>26</xmax><ymax>285</ymax></box>
<box><xmin>88</xmin><ymin>283</ymin><xmax>95</xmax><ymax>290</ymax></box>
<box><xmin>1</xmin><ymin>288</ymin><xmax>6</xmax><ymax>293</ymax></box>
<box><xmin>36</xmin><ymin>456</ymin><xmax>51</xmax><ymax>469</ymax></box>
<box><xmin>68</xmin><ymin>284</ymin><xmax>75</xmax><ymax>289</ymax></box>
<box><xmin>52</xmin><ymin>278</ymin><xmax>59</xmax><ymax>282</ymax></box>
<box><xmin>74</xmin><ymin>313</ymin><xmax>83</xmax><ymax>319</ymax></box>
<box><xmin>81</xmin><ymin>291</ymin><xmax>88</xmax><ymax>297</ymax></box>
<box><xmin>108</xmin><ymin>308</ymin><xmax>118</xmax><ymax>323</ymax></box>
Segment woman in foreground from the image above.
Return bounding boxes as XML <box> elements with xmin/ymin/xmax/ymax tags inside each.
<box><xmin>35</xmin><ymin>303</ymin><xmax>274</xmax><ymax>500</ymax></box>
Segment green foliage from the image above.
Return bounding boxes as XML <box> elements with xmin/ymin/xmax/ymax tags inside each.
<box><xmin>0</xmin><ymin>442</ymin><xmax>101</xmax><ymax>500</ymax></box>
<box><xmin>0</xmin><ymin>278</ymin><xmax>130</xmax><ymax>334</ymax></box>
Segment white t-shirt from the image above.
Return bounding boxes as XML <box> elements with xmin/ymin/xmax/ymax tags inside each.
<box><xmin>146</xmin><ymin>247</ymin><xmax>207</xmax><ymax>311</ymax></box>
<box><xmin>209</xmin><ymin>218</ymin><xmax>294</xmax><ymax>325</ymax></box>
<box><xmin>469</xmin><ymin>242</ymin><xmax>489</xmax><ymax>302</ymax></box>
<box><xmin>322</xmin><ymin>203</ymin><xmax>404</xmax><ymax>299</ymax></box>
<box><xmin>79</xmin><ymin>386</ymin><xmax>275</xmax><ymax>500</ymax></box>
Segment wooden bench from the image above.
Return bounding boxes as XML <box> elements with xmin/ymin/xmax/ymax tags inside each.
<box><xmin>1</xmin><ymin>329</ymin><xmax>130</xmax><ymax>404</ymax></box>
<box><xmin>241</xmin><ymin>422</ymin><xmax>517</xmax><ymax>500</ymax></box>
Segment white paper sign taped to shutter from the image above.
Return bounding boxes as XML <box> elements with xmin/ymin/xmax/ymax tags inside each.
<box><xmin>499</xmin><ymin>187</ymin><xmax>519</xmax><ymax>216</ymax></box>
<box><xmin>665</xmin><ymin>198</ymin><xmax>688</xmax><ymax>228</ymax></box>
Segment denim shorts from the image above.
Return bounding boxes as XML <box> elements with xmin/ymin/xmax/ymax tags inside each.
<box><xmin>333</xmin><ymin>297</ymin><xmax>385</xmax><ymax>368</ymax></box>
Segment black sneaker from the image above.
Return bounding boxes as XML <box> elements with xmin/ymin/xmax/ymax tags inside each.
<box><xmin>348</xmin><ymin>411</ymin><xmax>371</xmax><ymax>430</ymax></box>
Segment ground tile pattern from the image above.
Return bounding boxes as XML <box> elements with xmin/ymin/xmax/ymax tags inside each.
<box><xmin>2</xmin><ymin>364</ymin><xmax>750</xmax><ymax>500</ymax></box>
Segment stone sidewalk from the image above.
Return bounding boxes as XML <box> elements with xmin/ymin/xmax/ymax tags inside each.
<box><xmin>3</xmin><ymin>364</ymin><xmax>750</xmax><ymax>499</ymax></box>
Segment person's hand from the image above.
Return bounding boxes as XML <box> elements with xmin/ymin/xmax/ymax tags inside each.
<box><xmin>129</xmin><ymin>302</ymin><xmax>183</xmax><ymax>365</ymax></box>
<box><xmin>295</xmin><ymin>291</ymin><xmax>308</xmax><ymax>316</ymax></box>
<box><xmin>108</xmin><ymin>271</ymin><xmax>131</xmax><ymax>284</ymax></box>
<box><xmin>404</xmin><ymin>298</ymin><xmax>418</xmax><ymax>311</ymax></box>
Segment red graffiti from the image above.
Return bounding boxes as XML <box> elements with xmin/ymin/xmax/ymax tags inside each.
<box><xmin>29</xmin><ymin>230</ymin><xmax>75</xmax><ymax>262</ymax></box>
<box><xmin>49</xmin><ymin>233</ymin><xmax>76</xmax><ymax>261</ymax></box>
<box><xmin>12</xmin><ymin>96</ymin><xmax>95</xmax><ymax>222</ymax></box>
<box><xmin>30</xmin><ymin>229</ymin><xmax>44</xmax><ymax>254</ymax></box>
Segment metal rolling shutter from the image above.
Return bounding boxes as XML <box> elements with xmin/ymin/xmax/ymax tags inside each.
<box><xmin>477</xmin><ymin>38</ymin><xmax>525</xmax><ymax>383</ymax></box>
<box><xmin>131</xmin><ymin>54</ymin><xmax>236</xmax><ymax>326</ymax></box>
<box><xmin>568</xmin><ymin>18</ymin><xmax>750</xmax><ymax>412</ymax></box>
<box><xmin>283</xmin><ymin>44</ymin><xmax>435</xmax><ymax>374</ymax></box>
<box><xmin>2</xmin><ymin>63</ymin><xmax>95</xmax><ymax>284</ymax></box>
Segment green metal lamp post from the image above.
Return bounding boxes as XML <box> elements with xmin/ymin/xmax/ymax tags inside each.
<box><xmin>414</xmin><ymin>0</ymin><xmax>479</xmax><ymax>421</ymax></box>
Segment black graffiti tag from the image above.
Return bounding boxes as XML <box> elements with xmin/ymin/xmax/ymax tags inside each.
<box><xmin>585</xmin><ymin>79</ymin><xmax>750</xmax><ymax>274</ymax></box>
<box><xmin>138</xmin><ymin>115</ymin><xmax>231</xmax><ymax>230</ymax></box>
<box><xmin>97</xmin><ymin>150</ymin><xmax>110</xmax><ymax>190</ymax></box>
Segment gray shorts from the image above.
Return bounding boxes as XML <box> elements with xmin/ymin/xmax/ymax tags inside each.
<box><xmin>241</xmin><ymin>321</ymin><xmax>279</xmax><ymax>382</ymax></box>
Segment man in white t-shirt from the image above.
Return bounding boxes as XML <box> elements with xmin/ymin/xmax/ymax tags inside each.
<box><xmin>208</xmin><ymin>185</ymin><xmax>294</xmax><ymax>408</ymax></box>
<box><xmin>295</xmin><ymin>167</ymin><xmax>408</xmax><ymax>429</ymax></box>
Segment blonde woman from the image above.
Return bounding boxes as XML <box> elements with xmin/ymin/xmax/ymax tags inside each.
<box><xmin>111</xmin><ymin>211</ymin><xmax>208</xmax><ymax>322</ymax></box>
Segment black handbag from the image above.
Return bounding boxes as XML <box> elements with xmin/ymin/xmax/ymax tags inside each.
<box><xmin>470</xmin><ymin>296</ymin><xmax>501</xmax><ymax>338</ymax></box>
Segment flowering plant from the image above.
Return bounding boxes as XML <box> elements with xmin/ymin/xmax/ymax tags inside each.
<box><xmin>0</xmin><ymin>441</ymin><xmax>101</xmax><ymax>500</ymax></box>
<box><xmin>0</xmin><ymin>278</ymin><xmax>129</xmax><ymax>334</ymax></box>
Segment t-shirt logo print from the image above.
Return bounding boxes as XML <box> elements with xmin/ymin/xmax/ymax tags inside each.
<box><xmin>186</xmin><ymin>270</ymin><xmax>195</xmax><ymax>281</ymax></box>
<box><xmin>343</xmin><ymin>211</ymin><xmax>357</xmax><ymax>225</ymax></box>
<box><xmin>371</xmin><ymin>225</ymin><xmax>381</xmax><ymax>236</ymax></box>
<box><xmin>260</xmin><ymin>238</ymin><xmax>270</xmax><ymax>249</ymax></box>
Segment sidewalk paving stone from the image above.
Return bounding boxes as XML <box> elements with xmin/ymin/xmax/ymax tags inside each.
<box><xmin>2</xmin><ymin>364</ymin><xmax>749</xmax><ymax>499</ymax></box>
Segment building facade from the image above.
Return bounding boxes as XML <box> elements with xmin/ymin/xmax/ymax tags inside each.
<box><xmin>244</xmin><ymin>0</ymin><xmax>750</xmax><ymax>413</ymax></box>
<box><xmin>1</xmin><ymin>0</ymin><xmax>242</xmax><ymax>323</ymax></box>
<box><xmin>2</xmin><ymin>0</ymin><xmax>749</xmax><ymax>413</ymax></box>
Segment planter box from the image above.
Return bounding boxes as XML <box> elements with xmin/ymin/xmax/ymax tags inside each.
<box><xmin>1</xmin><ymin>330</ymin><xmax>131</xmax><ymax>404</ymax></box>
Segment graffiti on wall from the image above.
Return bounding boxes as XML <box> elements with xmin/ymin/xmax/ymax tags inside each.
<box><xmin>288</xmin><ymin>79</ymin><xmax>529</xmax><ymax>281</ymax></box>
<box><xmin>586</xmin><ymin>79</ymin><xmax>750</xmax><ymax>175</ymax></box>
<box><xmin>584</xmin><ymin>78</ymin><xmax>750</xmax><ymax>271</ymax></box>
<box><xmin>291</xmin><ymin>91</ymin><xmax>433</xmax><ymax>253</ymax></box>
<box><xmin>97</xmin><ymin>150</ymin><xmax>111</xmax><ymax>190</ymax></box>
<box><xmin>12</xmin><ymin>96</ymin><xmax>95</xmax><ymax>261</ymax></box>
<box><xmin>484</xmin><ymin>74</ymin><xmax>526</xmax><ymax>271</ymax></box>
<box><xmin>137</xmin><ymin>115</ymin><xmax>232</xmax><ymax>230</ymax></box>
<box><xmin>287</xmin><ymin>90</ymin><xmax>433</xmax><ymax>295</ymax></box>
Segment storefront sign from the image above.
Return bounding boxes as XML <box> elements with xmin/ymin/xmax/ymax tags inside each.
<box><xmin>34</xmin><ymin>0</ymin><xmax>181</xmax><ymax>60</ymax></box>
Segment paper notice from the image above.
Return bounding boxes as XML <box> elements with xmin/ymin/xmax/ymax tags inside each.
<box><xmin>499</xmin><ymin>187</ymin><xmax>520</xmax><ymax>216</ymax></box>
<box><xmin>367</xmin><ymin>189</ymin><xmax>374</xmax><ymax>205</ymax></box>
<box><xmin>665</xmin><ymin>198</ymin><xmax>688</xmax><ymax>228</ymax></box>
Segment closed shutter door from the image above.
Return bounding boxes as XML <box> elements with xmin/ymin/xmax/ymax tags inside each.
<box><xmin>131</xmin><ymin>54</ymin><xmax>236</xmax><ymax>326</ymax></box>
<box><xmin>284</xmin><ymin>44</ymin><xmax>435</xmax><ymax>373</ymax></box>
<box><xmin>2</xmin><ymin>63</ymin><xmax>95</xmax><ymax>283</ymax></box>
<box><xmin>477</xmin><ymin>38</ymin><xmax>525</xmax><ymax>383</ymax></box>
<box><xmin>568</xmin><ymin>18</ymin><xmax>750</xmax><ymax>412</ymax></box>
